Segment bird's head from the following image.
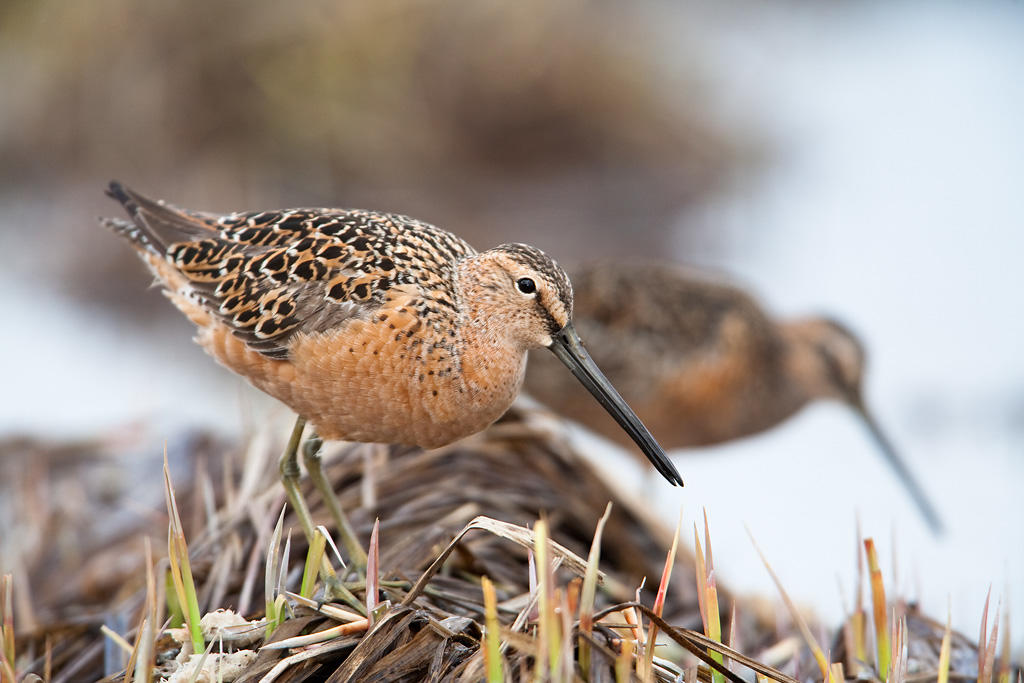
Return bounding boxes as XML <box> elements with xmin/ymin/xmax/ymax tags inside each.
<box><xmin>785</xmin><ymin>316</ymin><xmax>867</xmax><ymax>406</ymax></box>
<box><xmin>783</xmin><ymin>316</ymin><xmax>944</xmax><ymax>533</ymax></box>
<box><xmin>461</xmin><ymin>243</ymin><xmax>683</xmax><ymax>486</ymax></box>
<box><xmin>463</xmin><ymin>243</ymin><xmax>574</xmax><ymax>350</ymax></box>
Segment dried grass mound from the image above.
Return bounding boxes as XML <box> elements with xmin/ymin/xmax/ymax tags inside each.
<box><xmin>3</xmin><ymin>405</ymin><xmax>775</xmax><ymax>681</ymax></box>
<box><xmin>1</xmin><ymin>405</ymin><xmax>1012</xmax><ymax>682</ymax></box>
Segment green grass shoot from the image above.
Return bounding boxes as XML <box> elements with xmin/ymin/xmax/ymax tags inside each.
<box><xmin>300</xmin><ymin>528</ymin><xmax>327</xmax><ymax>599</ymax></box>
<box><xmin>265</xmin><ymin>508</ymin><xmax>286</xmax><ymax>638</ymax></box>
<box><xmin>693</xmin><ymin>509</ymin><xmax>724</xmax><ymax>683</ymax></box>
<box><xmin>481</xmin><ymin>575</ymin><xmax>504</xmax><ymax>683</ymax></box>
<box><xmin>163</xmin><ymin>451</ymin><xmax>204</xmax><ymax>655</ymax></box>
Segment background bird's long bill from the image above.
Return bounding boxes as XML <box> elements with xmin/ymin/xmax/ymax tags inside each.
<box><xmin>854</xmin><ymin>402</ymin><xmax>944</xmax><ymax>534</ymax></box>
<box><xmin>549</xmin><ymin>324</ymin><xmax>683</xmax><ymax>486</ymax></box>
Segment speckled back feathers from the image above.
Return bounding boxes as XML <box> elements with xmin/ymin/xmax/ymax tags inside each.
<box><xmin>104</xmin><ymin>182</ymin><xmax>476</xmax><ymax>359</ymax></box>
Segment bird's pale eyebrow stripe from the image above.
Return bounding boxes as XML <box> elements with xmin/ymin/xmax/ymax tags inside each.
<box><xmin>494</xmin><ymin>243</ymin><xmax>573</xmax><ymax>309</ymax></box>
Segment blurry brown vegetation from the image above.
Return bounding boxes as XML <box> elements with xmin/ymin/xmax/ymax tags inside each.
<box><xmin>0</xmin><ymin>0</ymin><xmax>756</xmax><ymax>316</ymax></box>
<box><xmin>0</xmin><ymin>428</ymin><xmax>228</xmax><ymax>628</ymax></box>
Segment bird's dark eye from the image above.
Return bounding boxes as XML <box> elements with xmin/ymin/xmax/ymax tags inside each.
<box><xmin>515</xmin><ymin>277</ymin><xmax>537</xmax><ymax>295</ymax></box>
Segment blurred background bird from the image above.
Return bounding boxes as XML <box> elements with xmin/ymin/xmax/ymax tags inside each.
<box><xmin>524</xmin><ymin>262</ymin><xmax>943</xmax><ymax>532</ymax></box>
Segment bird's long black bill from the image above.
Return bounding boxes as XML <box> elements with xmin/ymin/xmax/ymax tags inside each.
<box><xmin>855</xmin><ymin>403</ymin><xmax>944</xmax><ymax>535</ymax></box>
<box><xmin>549</xmin><ymin>324</ymin><xmax>683</xmax><ymax>486</ymax></box>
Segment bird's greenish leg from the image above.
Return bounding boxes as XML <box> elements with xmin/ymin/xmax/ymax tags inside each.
<box><xmin>279</xmin><ymin>416</ymin><xmax>319</xmax><ymax>544</ymax></box>
<box><xmin>301</xmin><ymin>433</ymin><xmax>368</xmax><ymax>571</ymax></box>
<box><xmin>279</xmin><ymin>416</ymin><xmax>364</xmax><ymax>610</ymax></box>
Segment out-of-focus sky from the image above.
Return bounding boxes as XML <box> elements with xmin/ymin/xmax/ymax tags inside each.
<box><xmin>0</xmin><ymin>0</ymin><xmax>1020</xmax><ymax>650</ymax></box>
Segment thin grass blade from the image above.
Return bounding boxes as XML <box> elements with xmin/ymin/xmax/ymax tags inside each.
<box><xmin>481</xmin><ymin>576</ymin><xmax>504</xmax><ymax>683</ymax></box>
<box><xmin>854</xmin><ymin>520</ymin><xmax>867</xmax><ymax>671</ymax></box>
<box><xmin>694</xmin><ymin>525</ymin><xmax>708</xmax><ymax>634</ymax></box>
<box><xmin>264</xmin><ymin>508</ymin><xmax>286</xmax><ymax>638</ymax></box>
<box><xmin>702</xmin><ymin>511</ymin><xmax>724</xmax><ymax>683</ymax></box>
<box><xmin>0</xmin><ymin>575</ymin><xmax>14</xmax><ymax>683</ymax></box>
<box><xmin>164</xmin><ymin>452</ymin><xmax>204</xmax><ymax>654</ymax></box>
<box><xmin>366</xmin><ymin>518</ymin><xmax>380</xmax><ymax>627</ymax></box>
<box><xmin>130</xmin><ymin>538</ymin><xmax>159</xmax><ymax>683</ymax></box>
<box><xmin>615</xmin><ymin>637</ymin><xmax>633</xmax><ymax>683</ymax></box>
<box><xmin>997</xmin><ymin>608</ymin><xmax>1010</xmax><ymax>683</ymax></box>
<box><xmin>864</xmin><ymin>538</ymin><xmax>890</xmax><ymax>679</ymax></box>
<box><xmin>747</xmin><ymin>527</ymin><xmax>829</xmax><ymax>679</ymax></box>
<box><xmin>977</xmin><ymin>587</ymin><xmax>993</xmax><ymax>683</ymax></box>
<box><xmin>643</xmin><ymin>509</ymin><xmax>682</xmax><ymax>681</ymax></box>
<box><xmin>300</xmin><ymin>529</ymin><xmax>327</xmax><ymax>599</ymax></box>
<box><xmin>980</xmin><ymin>601</ymin><xmax>1000</xmax><ymax>683</ymax></box>
<box><xmin>938</xmin><ymin>602</ymin><xmax>952</xmax><ymax>683</ymax></box>
<box><xmin>579</xmin><ymin>502</ymin><xmax>612</xmax><ymax>680</ymax></box>
<box><xmin>533</xmin><ymin>519</ymin><xmax>561</xmax><ymax>679</ymax></box>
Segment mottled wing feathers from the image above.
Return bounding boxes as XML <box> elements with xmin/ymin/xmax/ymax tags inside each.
<box><xmin>103</xmin><ymin>182</ymin><xmax>476</xmax><ymax>359</ymax></box>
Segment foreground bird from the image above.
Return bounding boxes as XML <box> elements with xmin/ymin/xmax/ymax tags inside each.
<box><xmin>525</xmin><ymin>263</ymin><xmax>943</xmax><ymax>533</ymax></box>
<box><xmin>102</xmin><ymin>183</ymin><xmax>683</xmax><ymax>560</ymax></box>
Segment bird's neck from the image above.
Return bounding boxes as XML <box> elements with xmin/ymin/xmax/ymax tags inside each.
<box><xmin>451</xmin><ymin>259</ymin><xmax>529</xmax><ymax>409</ymax></box>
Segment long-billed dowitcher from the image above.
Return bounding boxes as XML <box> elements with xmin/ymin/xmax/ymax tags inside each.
<box><xmin>102</xmin><ymin>183</ymin><xmax>683</xmax><ymax>560</ymax></box>
<box><xmin>525</xmin><ymin>263</ymin><xmax>943</xmax><ymax>533</ymax></box>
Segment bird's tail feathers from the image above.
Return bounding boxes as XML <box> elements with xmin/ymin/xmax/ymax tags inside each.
<box><xmin>102</xmin><ymin>181</ymin><xmax>212</xmax><ymax>255</ymax></box>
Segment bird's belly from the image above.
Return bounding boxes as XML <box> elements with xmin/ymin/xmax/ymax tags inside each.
<box><xmin>564</xmin><ymin>384</ymin><xmax>760</xmax><ymax>450</ymax></box>
<box><xmin>199</xmin><ymin>319</ymin><xmax>520</xmax><ymax>448</ymax></box>
<box><xmin>640</xmin><ymin>363</ymin><xmax>804</xmax><ymax>448</ymax></box>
